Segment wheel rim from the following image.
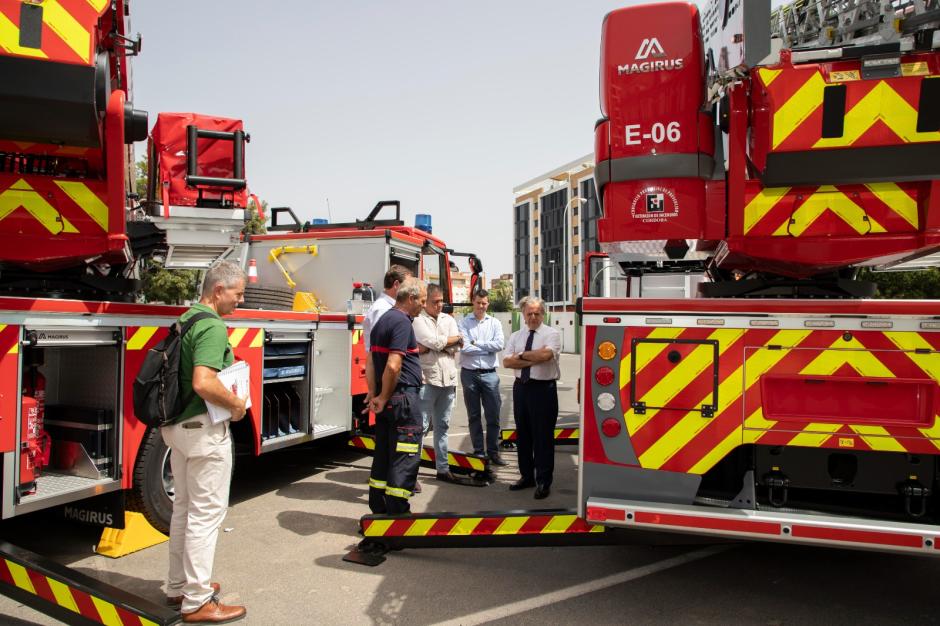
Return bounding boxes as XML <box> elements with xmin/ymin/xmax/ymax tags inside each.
<box><xmin>161</xmin><ymin>447</ymin><xmax>175</xmax><ymax>501</ymax></box>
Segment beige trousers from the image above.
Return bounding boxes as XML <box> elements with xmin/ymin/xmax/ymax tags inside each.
<box><xmin>161</xmin><ymin>414</ymin><xmax>232</xmax><ymax>613</ymax></box>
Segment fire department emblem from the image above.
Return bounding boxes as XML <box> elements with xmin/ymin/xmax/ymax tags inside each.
<box><xmin>630</xmin><ymin>187</ymin><xmax>678</xmax><ymax>223</ymax></box>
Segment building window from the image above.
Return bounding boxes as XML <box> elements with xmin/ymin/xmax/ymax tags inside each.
<box><xmin>534</xmin><ymin>236</ymin><xmax>538</xmax><ymax>246</ymax></box>
<box><xmin>513</xmin><ymin>201</ymin><xmax>531</xmax><ymax>302</ymax></box>
<box><xmin>573</xmin><ymin>226</ymin><xmax>579</xmax><ymax>236</ymax></box>
<box><xmin>580</xmin><ymin>178</ymin><xmax>600</xmax><ymax>255</ymax></box>
<box><xmin>539</xmin><ymin>187</ymin><xmax>567</xmax><ymax>302</ymax></box>
<box><xmin>574</xmin><ymin>245</ymin><xmax>579</xmax><ymax>255</ymax></box>
<box><xmin>534</xmin><ymin>219</ymin><xmax>538</xmax><ymax>228</ymax></box>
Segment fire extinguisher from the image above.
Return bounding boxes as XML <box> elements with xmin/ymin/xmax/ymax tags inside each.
<box><xmin>18</xmin><ymin>396</ymin><xmax>39</xmax><ymax>496</ymax></box>
<box><xmin>21</xmin><ymin>364</ymin><xmax>51</xmax><ymax>484</ymax></box>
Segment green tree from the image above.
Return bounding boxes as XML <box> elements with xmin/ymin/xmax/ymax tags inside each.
<box><xmin>244</xmin><ymin>197</ymin><xmax>268</xmax><ymax>235</ymax></box>
<box><xmin>487</xmin><ymin>281</ymin><xmax>514</xmax><ymax>312</ymax></box>
<box><xmin>141</xmin><ymin>259</ymin><xmax>200</xmax><ymax>304</ymax></box>
<box><xmin>859</xmin><ymin>268</ymin><xmax>940</xmax><ymax>299</ymax></box>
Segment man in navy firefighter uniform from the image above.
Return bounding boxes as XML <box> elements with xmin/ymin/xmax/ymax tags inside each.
<box><xmin>366</xmin><ymin>277</ymin><xmax>428</xmax><ymax>514</ymax></box>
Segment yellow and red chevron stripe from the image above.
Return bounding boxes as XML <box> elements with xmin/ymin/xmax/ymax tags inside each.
<box><xmin>620</xmin><ymin>326</ymin><xmax>940</xmax><ymax>475</ymax></box>
<box><xmin>755</xmin><ymin>65</ymin><xmax>940</xmax><ymax>152</ymax></box>
<box><xmin>0</xmin><ymin>556</ymin><xmax>160</xmax><ymax>625</ymax></box>
<box><xmin>501</xmin><ymin>428</ymin><xmax>580</xmax><ymax>442</ymax></box>
<box><xmin>349</xmin><ymin>433</ymin><xmax>487</xmax><ymax>472</ymax></box>
<box><xmin>0</xmin><ymin>0</ymin><xmax>107</xmax><ymax>65</ymax></box>
<box><xmin>0</xmin><ymin>177</ymin><xmax>111</xmax><ymax>235</ymax></box>
<box><xmin>226</xmin><ymin>327</ymin><xmax>264</xmax><ymax>349</ymax></box>
<box><xmin>362</xmin><ymin>512</ymin><xmax>603</xmax><ymax>538</ymax></box>
<box><xmin>742</xmin><ymin>181</ymin><xmax>921</xmax><ymax>238</ymax></box>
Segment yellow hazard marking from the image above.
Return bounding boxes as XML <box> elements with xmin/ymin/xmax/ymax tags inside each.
<box><xmin>686</xmin><ymin>408</ymin><xmax>779</xmax><ymax>475</ymax></box>
<box><xmin>494</xmin><ymin>516</ymin><xmax>528</xmax><ymax>535</ymax></box>
<box><xmin>619</xmin><ymin>327</ymin><xmax>684</xmax><ymax>389</ymax></box>
<box><xmin>355</xmin><ymin>436</ymin><xmax>376</xmax><ymax>450</ymax></box>
<box><xmin>758</xmin><ymin>68</ymin><xmax>783</xmax><ymax>86</ymax></box>
<box><xmin>885</xmin><ymin>332</ymin><xmax>940</xmax><ymax>448</ymax></box>
<box><xmin>228</xmin><ymin>328</ymin><xmax>248</xmax><ymax>349</ymax></box>
<box><xmin>6</xmin><ymin>560</ymin><xmax>35</xmax><ymax>594</ymax></box>
<box><xmin>42</xmin><ymin>0</ymin><xmax>91</xmax><ymax>63</ymax></box>
<box><xmin>53</xmin><ymin>181</ymin><xmax>108</xmax><ymax>231</ymax></box>
<box><xmin>839</xmin><ymin>437</ymin><xmax>855</xmax><ymax>448</ymax></box>
<box><xmin>47</xmin><ymin>577</ymin><xmax>80</xmax><ymax>614</ymax></box>
<box><xmin>850</xmin><ymin>425</ymin><xmax>907</xmax><ymax>452</ymax></box>
<box><xmin>420</xmin><ymin>448</ymin><xmax>433</xmax><ymax>462</ymax></box>
<box><xmin>90</xmin><ymin>596</ymin><xmax>122</xmax><ymax>626</ymax></box>
<box><xmin>743</xmin><ymin>187</ymin><xmax>791</xmax><ymax>234</ymax></box>
<box><xmin>773</xmin><ymin>71</ymin><xmax>827</xmax><ymax>149</ymax></box>
<box><xmin>814</xmin><ymin>81</ymin><xmax>940</xmax><ymax>148</ymax></box>
<box><xmin>788</xmin><ymin>423</ymin><xmax>843</xmax><ymax>447</ymax></box>
<box><xmin>800</xmin><ymin>336</ymin><xmax>894</xmax><ymax>378</ymax></box>
<box><xmin>901</xmin><ymin>63</ymin><xmax>930</xmax><ymax>77</ymax></box>
<box><xmin>404</xmin><ymin>519</ymin><xmax>436</xmax><ymax>537</ymax></box>
<box><xmin>0</xmin><ymin>179</ymin><xmax>78</xmax><ymax>234</ymax></box>
<box><xmin>86</xmin><ymin>0</ymin><xmax>109</xmax><ymax>12</ymax></box>
<box><xmin>0</xmin><ymin>12</ymin><xmax>48</xmax><ymax>58</ymax></box>
<box><xmin>352</xmin><ymin>329</ymin><xmax>362</xmax><ymax>344</ymax></box>
<box><xmin>126</xmin><ymin>326</ymin><xmax>158</xmax><ymax>351</ymax></box>
<box><xmin>451</xmin><ymin>517</ymin><xmax>483</xmax><ymax>535</ymax></box>
<box><xmin>639</xmin><ymin>330</ymin><xmax>809</xmax><ymax>470</ymax></box>
<box><xmin>250</xmin><ymin>330</ymin><xmax>264</xmax><ymax>348</ymax></box>
<box><xmin>772</xmin><ymin>186</ymin><xmax>885</xmax><ymax>237</ymax></box>
<box><xmin>363</xmin><ymin>519</ymin><xmax>394</xmax><ymax>537</ymax></box>
<box><xmin>830</xmin><ymin>70</ymin><xmax>860</xmax><ymax>83</ymax></box>
<box><xmin>627</xmin><ymin>329</ymin><xmax>742</xmax><ymax>436</ymax></box>
<box><xmin>542</xmin><ymin>515</ymin><xmax>577</xmax><ymax>534</ymax></box>
<box><xmin>8</xmin><ymin>343</ymin><xmax>18</xmax><ymax>354</ymax></box>
<box><xmin>866</xmin><ymin>182</ymin><xmax>918</xmax><ymax>228</ymax></box>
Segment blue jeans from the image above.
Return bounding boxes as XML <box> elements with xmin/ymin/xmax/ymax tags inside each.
<box><xmin>460</xmin><ymin>369</ymin><xmax>502</xmax><ymax>457</ymax></box>
<box><xmin>420</xmin><ymin>384</ymin><xmax>456</xmax><ymax>473</ymax></box>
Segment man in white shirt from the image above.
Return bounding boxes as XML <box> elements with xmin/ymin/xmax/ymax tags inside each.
<box><xmin>413</xmin><ymin>284</ymin><xmax>462</xmax><ymax>481</ymax></box>
<box><xmin>502</xmin><ymin>296</ymin><xmax>561</xmax><ymax>500</ymax></box>
<box><xmin>362</xmin><ymin>265</ymin><xmax>412</xmax><ymax>353</ymax></box>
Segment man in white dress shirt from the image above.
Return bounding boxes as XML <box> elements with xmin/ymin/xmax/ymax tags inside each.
<box><xmin>412</xmin><ymin>284</ymin><xmax>462</xmax><ymax>482</ymax></box>
<box><xmin>362</xmin><ymin>265</ymin><xmax>412</xmax><ymax>354</ymax></box>
<box><xmin>502</xmin><ymin>296</ymin><xmax>561</xmax><ymax>500</ymax></box>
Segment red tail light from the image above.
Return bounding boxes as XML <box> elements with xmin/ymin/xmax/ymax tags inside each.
<box><xmin>601</xmin><ymin>418</ymin><xmax>622</xmax><ymax>437</ymax></box>
<box><xmin>595</xmin><ymin>367</ymin><xmax>615</xmax><ymax>386</ymax></box>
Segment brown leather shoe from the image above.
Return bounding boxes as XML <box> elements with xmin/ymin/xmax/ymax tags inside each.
<box><xmin>167</xmin><ymin>582</ymin><xmax>221</xmax><ymax>607</ymax></box>
<box><xmin>181</xmin><ymin>596</ymin><xmax>246</xmax><ymax>624</ymax></box>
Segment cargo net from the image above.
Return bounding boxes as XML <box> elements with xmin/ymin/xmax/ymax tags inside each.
<box><xmin>771</xmin><ymin>0</ymin><xmax>940</xmax><ymax>49</ymax></box>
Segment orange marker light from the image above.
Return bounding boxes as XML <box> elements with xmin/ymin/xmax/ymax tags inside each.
<box><xmin>597</xmin><ymin>341</ymin><xmax>617</xmax><ymax>360</ymax></box>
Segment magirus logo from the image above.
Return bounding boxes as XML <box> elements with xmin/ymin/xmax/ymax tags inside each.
<box><xmin>618</xmin><ymin>37</ymin><xmax>684</xmax><ymax>75</ymax></box>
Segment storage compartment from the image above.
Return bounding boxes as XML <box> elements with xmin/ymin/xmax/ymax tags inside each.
<box><xmin>16</xmin><ymin>327</ymin><xmax>122</xmax><ymax>512</ymax></box>
<box><xmin>311</xmin><ymin>327</ymin><xmax>352</xmax><ymax>438</ymax></box>
<box><xmin>261</xmin><ymin>338</ymin><xmax>311</xmax><ymax>443</ymax></box>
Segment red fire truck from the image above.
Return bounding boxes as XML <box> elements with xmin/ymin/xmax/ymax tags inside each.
<box><xmin>581</xmin><ymin>0</ymin><xmax>940</xmax><ymax>555</ymax></box>
<box><xmin>0</xmin><ymin>0</ymin><xmax>478</xmax><ymax>533</ymax></box>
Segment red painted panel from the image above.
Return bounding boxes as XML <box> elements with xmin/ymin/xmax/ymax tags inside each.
<box><xmin>791</xmin><ymin>525</ymin><xmax>923</xmax><ymax>549</ymax></box>
<box><xmin>0</xmin><ymin>325</ymin><xmax>19</xmax><ymax>454</ymax></box>
<box><xmin>635</xmin><ymin>511</ymin><xmax>781</xmax><ymax>535</ymax></box>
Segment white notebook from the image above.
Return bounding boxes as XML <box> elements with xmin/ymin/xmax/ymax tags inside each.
<box><xmin>206</xmin><ymin>361</ymin><xmax>252</xmax><ymax>424</ymax></box>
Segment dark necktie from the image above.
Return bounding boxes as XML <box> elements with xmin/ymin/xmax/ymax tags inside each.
<box><xmin>520</xmin><ymin>329</ymin><xmax>536</xmax><ymax>383</ymax></box>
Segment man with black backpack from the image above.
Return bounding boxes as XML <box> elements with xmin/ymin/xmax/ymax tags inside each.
<box><xmin>162</xmin><ymin>261</ymin><xmax>248</xmax><ymax>624</ymax></box>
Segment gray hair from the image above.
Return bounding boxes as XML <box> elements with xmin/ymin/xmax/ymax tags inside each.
<box><xmin>427</xmin><ymin>283</ymin><xmax>443</xmax><ymax>298</ymax></box>
<box><xmin>518</xmin><ymin>295</ymin><xmax>545</xmax><ymax>315</ymax></box>
<box><xmin>201</xmin><ymin>260</ymin><xmax>247</xmax><ymax>297</ymax></box>
<box><xmin>396</xmin><ymin>277</ymin><xmax>427</xmax><ymax>303</ymax></box>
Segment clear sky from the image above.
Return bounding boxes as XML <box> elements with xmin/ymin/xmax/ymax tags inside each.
<box><xmin>132</xmin><ymin>0</ymin><xmax>787</xmax><ymax>277</ymax></box>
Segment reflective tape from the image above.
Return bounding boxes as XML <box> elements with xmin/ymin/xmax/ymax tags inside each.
<box><xmin>396</xmin><ymin>442</ymin><xmax>419</xmax><ymax>454</ymax></box>
<box><xmin>368</xmin><ymin>478</ymin><xmax>386</xmax><ymax>490</ymax></box>
<box><xmin>384</xmin><ymin>486</ymin><xmax>412</xmax><ymax>499</ymax></box>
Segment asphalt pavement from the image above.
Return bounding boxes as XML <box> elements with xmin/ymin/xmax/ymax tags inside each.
<box><xmin>2</xmin><ymin>354</ymin><xmax>940</xmax><ymax>624</ymax></box>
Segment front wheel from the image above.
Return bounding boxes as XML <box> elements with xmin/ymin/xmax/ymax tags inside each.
<box><xmin>127</xmin><ymin>428</ymin><xmax>174</xmax><ymax>534</ymax></box>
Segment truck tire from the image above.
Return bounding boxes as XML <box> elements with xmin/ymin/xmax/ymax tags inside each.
<box><xmin>127</xmin><ymin>428</ymin><xmax>173</xmax><ymax>534</ymax></box>
<box><xmin>241</xmin><ymin>285</ymin><xmax>295</xmax><ymax>311</ymax></box>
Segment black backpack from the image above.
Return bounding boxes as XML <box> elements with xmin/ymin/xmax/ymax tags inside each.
<box><xmin>133</xmin><ymin>312</ymin><xmax>213</xmax><ymax>427</ymax></box>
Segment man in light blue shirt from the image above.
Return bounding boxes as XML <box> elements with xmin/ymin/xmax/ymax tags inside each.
<box><xmin>458</xmin><ymin>290</ymin><xmax>507</xmax><ymax>466</ymax></box>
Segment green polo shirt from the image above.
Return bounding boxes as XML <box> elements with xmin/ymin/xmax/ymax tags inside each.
<box><xmin>176</xmin><ymin>303</ymin><xmax>234</xmax><ymax>422</ymax></box>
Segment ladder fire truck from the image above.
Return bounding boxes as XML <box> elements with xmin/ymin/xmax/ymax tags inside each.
<box><xmin>352</xmin><ymin>0</ymin><xmax>940</xmax><ymax>561</ymax></box>
<box><xmin>0</xmin><ymin>0</ymin><xmax>479</xmax><ymax>534</ymax></box>
<box><xmin>581</xmin><ymin>0</ymin><xmax>940</xmax><ymax>555</ymax></box>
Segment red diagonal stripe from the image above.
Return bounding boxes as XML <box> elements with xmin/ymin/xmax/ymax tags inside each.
<box><xmin>26</xmin><ymin>570</ymin><xmax>55</xmax><ymax>605</ymax></box>
<box><xmin>386</xmin><ymin>519</ymin><xmax>415</xmax><ymax>537</ymax></box>
<box><xmin>428</xmin><ymin>518</ymin><xmax>460</xmax><ymax>536</ymax></box>
<box><xmin>519</xmin><ymin>515</ymin><xmax>551</xmax><ymax>534</ymax></box>
<box><xmin>0</xmin><ymin>560</ymin><xmax>13</xmax><ymax>586</ymax></box>
<box><xmin>565</xmin><ymin>517</ymin><xmax>597</xmax><ymax>533</ymax></box>
<box><xmin>116</xmin><ymin>604</ymin><xmax>145</xmax><ymax>625</ymax></box>
<box><xmin>70</xmin><ymin>588</ymin><xmax>102</xmax><ymax>622</ymax></box>
<box><xmin>471</xmin><ymin>517</ymin><xmax>503</xmax><ymax>536</ymax></box>
<box><xmin>453</xmin><ymin>454</ymin><xmax>471</xmax><ymax>469</ymax></box>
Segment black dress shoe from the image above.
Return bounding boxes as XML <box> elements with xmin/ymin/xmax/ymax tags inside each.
<box><xmin>436</xmin><ymin>471</ymin><xmax>456</xmax><ymax>483</ymax></box>
<box><xmin>534</xmin><ymin>484</ymin><xmax>551</xmax><ymax>499</ymax></box>
<box><xmin>509</xmin><ymin>479</ymin><xmax>535</xmax><ymax>491</ymax></box>
<box><xmin>489</xmin><ymin>454</ymin><xmax>508</xmax><ymax>467</ymax></box>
